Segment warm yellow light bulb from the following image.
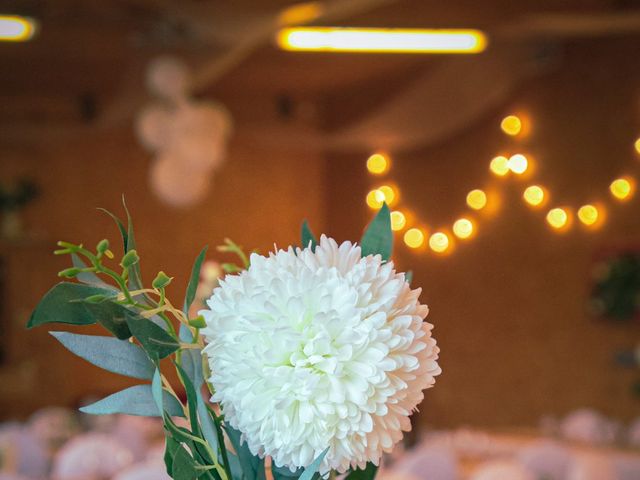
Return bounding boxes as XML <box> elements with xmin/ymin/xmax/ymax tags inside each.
<box><xmin>429</xmin><ymin>232</ymin><xmax>450</xmax><ymax>253</ymax></box>
<box><xmin>508</xmin><ymin>154</ymin><xmax>528</xmax><ymax>174</ymax></box>
<box><xmin>609</xmin><ymin>177</ymin><xmax>634</xmax><ymax>201</ymax></box>
<box><xmin>452</xmin><ymin>218</ymin><xmax>474</xmax><ymax>239</ymax></box>
<box><xmin>404</xmin><ymin>228</ymin><xmax>425</xmax><ymax>249</ymax></box>
<box><xmin>366</xmin><ymin>153</ymin><xmax>389</xmax><ymax>175</ymax></box>
<box><xmin>546</xmin><ymin>208</ymin><xmax>569</xmax><ymax>230</ymax></box>
<box><xmin>635</xmin><ymin>138</ymin><xmax>640</xmax><ymax>155</ymax></box>
<box><xmin>500</xmin><ymin>115</ymin><xmax>522</xmax><ymax>136</ymax></box>
<box><xmin>0</xmin><ymin>15</ymin><xmax>37</xmax><ymax>42</ymax></box>
<box><xmin>489</xmin><ymin>156</ymin><xmax>510</xmax><ymax>176</ymax></box>
<box><xmin>577</xmin><ymin>204</ymin><xmax>599</xmax><ymax>226</ymax></box>
<box><xmin>466</xmin><ymin>189</ymin><xmax>487</xmax><ymax>210</ymax></box>
<box><xmin>523</xmin><ymin>185</ymin><xmax>545</xmax><ymax>207</ymax></box>
<box><xmin>390</xmin><ymin>211</ymin><xmax>407</xmax><ymax>231</ymax></box>
<box><xmin>366</xmin><ymin>189</ymin><xmax>384</xmax><ymax>209</ymax></box>
<box><xmin>376</xmin><ymin>185</ymin><xmax>397</xmax><ymax>206</ymax></box>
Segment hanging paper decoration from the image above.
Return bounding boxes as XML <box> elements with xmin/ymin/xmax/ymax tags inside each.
<box><xmin>135</xmin><ymin>56</ymin><xmax>233</xmax><ymax>208</ymax></box>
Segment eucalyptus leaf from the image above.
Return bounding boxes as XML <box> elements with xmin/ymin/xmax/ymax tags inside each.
<box><xmin>126</xmin><ymin>313</ymin><xmax>180</xmax><ymax>359</ymax></box>
<box><xmin>28</xmin><ymin>282</ymin><xmax>110</xmax><ymax>328</ymax></box>
<box><xmin>164</xmin><ymin>435</ymin><xmax>181</xmax><ymax>474</ymax></box>
<box><xmin>299</xmin><ymin>448</ymin><xmax>329</xmax><ymax>480</ymax></box>
<box><xmin>182</xmin><ymin>348</ymin><xmax>204</xmax><ymax>389</ymax></box>
<box><xmin>179</xmin><ymin>323</ymin><xmax>194</xmax><ymax>343</ymax></box>
<box><xmin>184</xmin><ymin>246</ymin><xmax>208</xmax><ymax>314</ymax></box>
<box><xmin>80</xmin><ymin>384</ymin><xmax>184</xmax><ymax>417</ymax></box>
<box><xmin>301</xmin><ymin>220</ymin><xmax>318</xmax><ymax>251</ymax></box>
<box><xmin>345</xmin><ymin>462</ymin><xmax>378</xmax><ymax>479</ymax></box>
<box><xmin>360</xmin><ymin>203</ymin><xmax>392</xmax><ymax>261</ymax></box>
<box><xmin>50</xmin><ymin>331</ymin><xmax>154</xmax><ymax>380</ymax></box>
<box><xmin>97</xmin><ymin>207</ymin><xmax>128</xmax><ymax>251</ymax></box>
<box><xmin>172</xmin><ymin>445</ymin><xmax>200</xmax><ymax>480</ymax></box>
<box><xmin>225</xmin><ymin>425</ymin><xmax>263</xmax><ymax>480</ymax></box>
<box><xmin>122</xmin><ymin>198</ymin><xmax>146</xmax><ymax>294</ymax></box>
<box><xmin>196</xmin><ymin>395</ymin><xmax>221</xmax><ymax>467</ymax></box>
<box><xmin>175</xmin><ymin>362</ymin><xmax>201</xmax><ymax>436</ymax></box>
<box><xmin>152</xmin><ymin>368</ymin><xmax>163</xmax><ymax>414</ymax></box>
<box><xmin>83</xmin><ymin>300</ymin><xmax>132</xmax><ymax>340</ymax></box>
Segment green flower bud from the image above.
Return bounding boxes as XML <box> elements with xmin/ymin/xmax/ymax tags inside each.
<box><xmin>96</xmin><ymin>239</ymin><xmax>110</xmax><ymax>254</ymax></box>
<box><xmin>189</xmin><ymin>315</ymin><xmax>207</xmax><ymax>329</ymax></box>
<box><xmin>120</xmin><ymin>250</ymin><xmax>140</xmax><ymax>268</ymax></box>
<box><xmin>152</xmin><ymin>271</ymin><xmax>172</xmax><ymax>289</ymax></box>
<box><xmin>58</xmin><ymin>267</ymin><xmax>82</xmax><ymax>278</ymax></box>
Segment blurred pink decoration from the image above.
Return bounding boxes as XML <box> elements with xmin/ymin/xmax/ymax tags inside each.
<box><xmin>627</xmin><ymin>417</ymin><xmax>640</xmax><ymax>448</ymax></box>
<box><xmin>470</xmin><ymin>460</ymin><xmax>536</xmax><ymax>480</ymax></box>
<box><xmin>0</xmin><ymin>423</ymin><xmax>48</xmax><ymax>478</ymax></box>
<box><xmin>111</xmin><ymin>416</ymin><xmax>164</xmax><ymax>461</ymax></box>
<box><xmin>560</xmin><ymin>409</ymin><xmax>619</xmax><ymax>445</ymax></box>
<box><xmin>146</xmin><ymin>57</ymin><xmax>190</xmax><ymax>101</ymax></box>
<box><xmin>28</xmin><ymin>407</ymin><xmax>80</xmax><ymax>454</ymax></box>
<box><xmin>517</xmin><ymin>440</ymin><xmax>572</xmax><ymax>480</ymax></box>
<box><xmin>149</xmin><ymin>152</ymin><xmax>211</xmax><ymax>208</ymax></box>
<box><xmin>567</xmin><ymin>453</ymin><xmax>616</xmax><ymax>480</ymax></box>
<box><xmin>135</xmin><ymin>104</ymin><xmax>174</xmax><ymax>153</ymax></box>
<box><xmin>383</xmin><ymin>445</ymin><xmax>458</xmax><ymax>480</ymax></box>
<box><xmin>52</xmin><ymin>433</ymin><xmax>134</xmax><ymax>480</ymax></box>
<box><xmin>113</xmin><ymin>461</ymin><xmax>171</xmax><ymax>480</ymax></box>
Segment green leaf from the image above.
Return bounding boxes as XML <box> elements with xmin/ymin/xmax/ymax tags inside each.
<box><xmin>83</xmin><ymin>300</ymin><xmax>132</xmax><ymax>340</ymax></box>
<box><xmin>182</xmin><ymin>348</ymin><xmax>204</xmax><ymax>390</ymax></box>
<box><xmin>196</xmin><ymin>395</ymin><xmax>221</xmax><ymax>467</ymax></box>
<box><xmin>122</xmin><ymin>198</ymin><xmax>145</xmax><ymax>292</ymax></box>
<box><xmin>184</xmin><ymin>246</ymin><xmax>208</xmax><ymax>314</ymax></box>
<box><xmin>175</xmin><ymin>362</ymin><xmax>201</xmax><ymax>436</ymax></box>
<box><xmin>97</xmin><ymin>207</ymin><xmax>128</xmax><ymax>251</ymax></box>
<box><xmin>345</xmin><ymin>463</ymin><xmax>378</xmax><ymax>479</ymax></box>
<box><xmin>71</xmin><ymin>254</ymin><xmax>113</xmax><ymax>289</ymax></box>
<box><xmin>126</xmin><ymin>313</ymin><xmax>180</xmax><ymax>359</ymax></box>
<box><xmin>28</xmin><ymin>282</ymin><xmax>109</xmax><ymax>328</ymax></box>
<box><xmin>225</xmin><ymin>425</ymin><xmax>263</xmax><ymax>480</ymax></box>
<box><xmin>152</xmin><ymin>368</ymin><xmax>163</xmax><ymax>414</ymax></box>
<box><xmin>50</xmin><ymin>331</ymin><xmax>155</xmax><ymax>380</ymax></box>
<box><xmin>172</xmin><ymin>445</ymin><xmax>200</xmax><ymax>480</ymax></box>
<box><xmin>80</xmin><ymin>384</ymin><xmax>184</xmax><ymax>417</ymax></box>
<box><xmin>360</xmin><ymin>203</ymin><xmax>392</xmax><ymax>261</ymax></box>
<box><xmin>299</xmin><ymin>448</ymin><xmax>329</xmax><ymax>480</ymax></box>
<box><xmin>301</xmin><ymin>220</ymin><xmax>318</xmax><ymax>251</ymax></box>
<box><xmin>164</xmin><ymin>435</ymin><xmax>181</xmax><ymax>474</ymax></box>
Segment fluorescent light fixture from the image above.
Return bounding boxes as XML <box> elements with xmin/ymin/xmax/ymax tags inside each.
<box><xmin>0</xmin><ymin>15</ymin><xmax>37</xmax><ymax>42</ymax></box>
<box><xmin>276</xmin><ymin>27</ymin><xmax>487</xmax><ymax>54</ymax></box>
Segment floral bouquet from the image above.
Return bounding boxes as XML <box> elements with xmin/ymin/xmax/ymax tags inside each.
<box><xmin>28</xmin><ymin>202</ymin><xmax>441</xmax><ymax>479</ymax></box>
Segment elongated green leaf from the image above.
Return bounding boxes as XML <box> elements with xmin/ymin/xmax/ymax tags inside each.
<box><xmin>298</xmin><ymin>448</ymin><xmax>329</xmax><ymax>480</ymax></box>
<box><xmin>71</xmin><ymin>254</ymin><xmax>114</xmax><ymax>289</ymax></box>
<box><xmin>301</xmin><ymin>220</ymin><xmax>318</xmax><ymax>251</ymax></box>
<box><xmin>80</xmin><ymin>384</ymin><xmax>184</xmax><ymax>417</ymax></box>
<box><xmin>179</xmin><ymin>323</ymin><xmax>194</xmax><ymax>342</ymax></box>
<box><xmin>152</xmin><ymin>369</ymin><xmax>163</xmax><ymax>414</ymax></box>
<box><xmin>50</xmin><ymin>331</ymin><xmax>154</xmax><ymax>380</ymax></box>
<box><xmin>126</xmin><ymin>313</ymin><xmax>180</xmax><ymax>359</ymax></box>
<box><xmin>164</xmin><ymin>435</ymin><xmax>181</xmax><ymax>474</ymax></box>
<box><xmin>122</xmin><ymin>198</ymin><xmax>145</xmax><ymax>294</ymax></box>
<box><xmin>345</xmin><ymin>463</ymin><xmax>378</xmax><ymax>479</ymax></box>
<box><xmin>83</xmin><ymin>300</ymin><xmax>132</xmax><ymax>340</ymax></box>
<box><xmin>196</xmin><ymin>395</ymin><xmax>221</xmax><ymax>465</ymax></box>
<box><xmin>225</xmin><ymin>425</ymin><xmax>263</xmax><ymax>480</ymax></box>
<box><xmin>97</xmin><ymin>207</ymin><xmax>128</xmax><ymax>251</ymax></box>
<box><xmin>175</xmin><ymin>363</ymin><xmax>201</xmax><ymax>436</ymax></box>
<box><xmin>182</xmin><ymin>348</ymin><xmax>204</xmax><ymax>389</ymax></box>
<box><xmin>184</xmin><ymin>246</ymin><xmax>208</xmax><ymax>314</ymax></box>
<box><xmin>360</xmin><ymin>203</ymin><xmax>392</xmax><ymax>261</ymax></box>
<box><xmin>172</xmin><ymin>445</ymin><xmax>200</xmax><ymax>480</ymax></box>
<box><xmin>28</xmin><ymin>282</ymin><xmax>110</xmax><ymax>328</ymax></box>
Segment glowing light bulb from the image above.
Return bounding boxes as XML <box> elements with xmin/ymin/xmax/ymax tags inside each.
<box><xmin>546</xmin><ymin>207</ymin><xmax>569</xmax><ymax>230</ymax></box>
<box><xmin>635</xmin><ymin>138</ymin><xmax>640</xmax><ymax>155</ymax></box>
<box><xmin>466</xmin><ymin>189</ymin><xmax>487</xmax><ymax>210</ymax></box>
<box><xmin>404</xmin><ymin>228</ymin><xmax>425</xmax><ymax>249</ymax></box>
<box><xmin>366</xmin><ymin>153</ymin><xmax>389</xmax><ymax>175</ymax></box>
<box><xmin>609</xmin><ymin>177</ymin><xmax>634</xmax><ymax>201</ymax></box>
<box><xmin>0</xmin><ymin>15</ymin><xmax>37</xmax><ymax>42</ymax></box>
<box><xmin>452</xmin><ymin>218</ymin><xmax>474</xmax><ymax>239</ymax></box>
<box><xmin>508</xmin><ymin>154</ymin><xmax>528</xmax><ymax>174</ymax></box>
<box><xmin>429</xmin><ymin>232</ymin><xmax>450</xmax><ymax>253</ymax></box>
<box><xmin>500</xmin><ymin>115</ymin><xmax>522</xmax><ymax>136</ymax></box>
<box><xmin>577</xmin><ymin>204</ymin><xmax>599</xmax><ymax>226</ymax></box>
<box><xmin>523</xmin><ymin>185</ymin><xmax>545</xmax><ymax>207</ymax></box>
<box><xmin>390</xmin><ymin>211</ymin><xmax>407</xmax><ymax>231</ymax></box>
<box><xmin>377</xmin><ymin>185</ymin><xmax>397</xmax><ymax>206</ymax></box>
<box><xmin>489</xmin><ymin>156</ymin><xmax>510</xmax><ymax>176</ymax></box>
<box><xmin>366</xmin><ymin>189</ymin><xmax>384</xmax><ymax>209</ymax></box>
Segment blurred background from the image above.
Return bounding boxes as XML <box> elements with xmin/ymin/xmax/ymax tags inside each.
<box><xmin>1</xmin><ymin>1</ymin><xmax>640</xmax><ymax>479</ymax></box>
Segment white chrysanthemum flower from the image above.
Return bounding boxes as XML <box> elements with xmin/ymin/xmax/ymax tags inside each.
<box><xmin>200</xmin><ymin>236</ymin><xmax>441</xmax><ymax>473</ymax></box>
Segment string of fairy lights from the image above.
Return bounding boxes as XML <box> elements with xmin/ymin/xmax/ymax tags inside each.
<box><xmin>364</xmin><ymin>113</ymin><xmax>638</xmax><ymax>255</ymax></box>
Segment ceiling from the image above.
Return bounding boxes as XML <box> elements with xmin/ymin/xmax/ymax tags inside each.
<box><xmin>2</xmin><ymin>0</ymin><xmax>640</xmax><ymax>140</ymax></box>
